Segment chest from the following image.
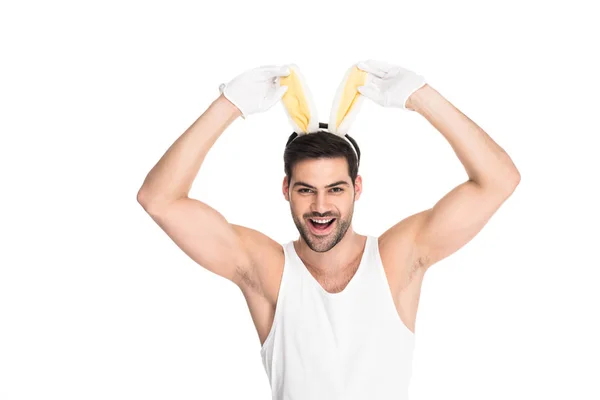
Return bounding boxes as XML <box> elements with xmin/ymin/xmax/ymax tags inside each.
<box><xmin>304</xmin><ymin>258</ymin><xmax>362</xmax><ymax>295</ymax></box>
<box><xmin>241</xmin><ymin>239</ymin><xmax>424</xmax><ymax>348</ymax></box>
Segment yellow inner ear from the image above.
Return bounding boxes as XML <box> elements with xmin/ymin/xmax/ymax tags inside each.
<box><xmin>280</xmin><ymin>69</ymin><xmax>311</xmax><ymax>133</ymax></box>
<box><xmin>335</xmin><ymin>66</ymin><xmax>367</xmax><ymax>129</ymax></box>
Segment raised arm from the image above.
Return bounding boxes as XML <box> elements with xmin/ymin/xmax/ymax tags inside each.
<box><xmin>137</xmin><ymin>65</ymin><xmax>290</xmax><ymax>290</ymax></box>
<box><xmin>137</xmin><ymin>95</ymin><xmax>257</xmax><ymax>287</ymax></box>
<box><xmin>397</xmin><ymin>84</ymin><xmax>521</xmax><ymax>270</ymax></box>
<box><xmin>353</xmin><ymin>60</ymin><xmax>520</xmax><ymax>272</ymax></box>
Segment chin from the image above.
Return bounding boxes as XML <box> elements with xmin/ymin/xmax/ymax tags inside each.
<box><xmin>303</xmin><ymin>223</ymin><xmax>349</xmax><ymax>252</ymax></box>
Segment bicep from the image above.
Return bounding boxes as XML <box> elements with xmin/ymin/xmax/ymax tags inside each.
<box><xmin>142</xmin><ymin>197</ymin><xmax>257</xmax><ymax>286</ymax></box>
<box><xmin>414</xmin><ymin>179</ymin><xmax>515</xmax><ymax>268</ymax></box>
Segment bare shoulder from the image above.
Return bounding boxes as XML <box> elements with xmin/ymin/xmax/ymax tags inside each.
<box><xmin>232</xmin><ymin>224</ymin><xmax>284</xmax><ymax>303</ymax></box>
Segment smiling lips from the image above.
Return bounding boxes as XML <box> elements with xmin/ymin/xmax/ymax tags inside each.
<box><xmin>309</xmin><ymin>217</ymin><xmax>334</xmax><ymax>222</ymax></box>
<box><xmin>308</xmin><ymin>217</ymin><xmax>336</xmax><ymax>234</ymax></box>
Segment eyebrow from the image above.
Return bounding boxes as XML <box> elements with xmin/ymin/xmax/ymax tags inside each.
<box><xmin>292</xmin><ymin>180</ymin><xmax>350</xmax><ymax>190</ymax></box>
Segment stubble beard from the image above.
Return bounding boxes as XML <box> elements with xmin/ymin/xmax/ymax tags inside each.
<box><xmin>293</xmin><ymin>206</ymin><xmax>354</xmax><ymax>253</ymax></box>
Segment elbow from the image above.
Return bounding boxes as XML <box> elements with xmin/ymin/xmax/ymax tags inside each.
<box><xmin>507</xmin><ymin>168</ymin><xmax>521</xmax><ymax>188</ymax></box>
<box><xmin>502</xmin><ymin>169</ymin><xmax>521</xmax><ymax>196</ymax></box>
<box><xmin>137</xmin><ymin>189</ymin><xmax>157</xmax><ymax>211</ymax></box>
<box><xmin>475</xmin><ymin>169</ymin><xmax>521</xmax><ymax>196</ymax></box>
<box><xmin>502</xmin><ymin>152</ymin><xmax>521</xmax><ymax>189</ymax></box>
<box><xmin>509</xmin><ymin>166</ymin><xmax>521</xmax><ymax>187</ymax></box>
<box><xmin>500</xmin><ymin>158</ymin><xmax>521</xmax><ymax>191</ymax></box>
<box><xmin>501</xmin><ymin>167</ymin><xmax>520</xmax><ymax>191</ymax></box>
<box><xmin>137</xmin><ymin>190</ymin><xmax>183</xmax><ymax>214</ymax></box>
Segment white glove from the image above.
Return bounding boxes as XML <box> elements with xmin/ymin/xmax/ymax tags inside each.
<box><xmin>218</xmin><ymin>64</ymin><xmax>291</xmax><ymax>119</ymax></box>
<box><xmin>356</xmin><ymin>59</ymin><xmax>427</xmax><ymax>111</ymax></box>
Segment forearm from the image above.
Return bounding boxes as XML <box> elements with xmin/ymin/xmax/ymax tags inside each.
<box><xmin>406</xmin><ymin>84</ymin><xmax>520</xmax><ymax>190</ymax></box>
<box><xmin>137</xmin><ymin>94</ymin><xmax>242</xmax><ymax>210</ymax></box>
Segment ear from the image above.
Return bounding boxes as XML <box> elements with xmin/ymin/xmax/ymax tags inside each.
<box><xmin>328</xmin><ymin>64</ymin><xmax>368</xmax><ymax>135</ymax></box>
<box><xmin>282</xmin><ymin>175</ymin><xmax>290</xmax><ymax>201</ymax></box>
<box><xmin>279</xmin><ymin>64</ymin><xmax>319</xmax><ymax>134</ymax></box>
<box><xmin>353</xmin><ymin>174</ymin><xmax>363</xmax><ymax>201</ymax></box>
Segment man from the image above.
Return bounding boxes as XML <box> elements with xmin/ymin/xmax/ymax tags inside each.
<box><xmin>137</xmin><ymin>60</ymin><xmax>520</xmax><ymax>399</ymax></box>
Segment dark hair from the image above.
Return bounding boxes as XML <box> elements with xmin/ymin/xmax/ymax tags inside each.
<box><xmin>284</xmin><ymin>122</ymin><xmax>361</xmax><ymax>186</ymax></box>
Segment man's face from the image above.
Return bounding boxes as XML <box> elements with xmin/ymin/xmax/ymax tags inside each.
<box><xmin>283</xmin><ymin>157</ymin><xmax>362</xmax><ymax>253</ymax></box>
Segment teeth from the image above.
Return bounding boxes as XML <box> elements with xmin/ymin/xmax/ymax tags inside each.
<box><xmin>310</xmin><ymin>218</ymin><xmax>333</xmax><ymax>224</ymax></box>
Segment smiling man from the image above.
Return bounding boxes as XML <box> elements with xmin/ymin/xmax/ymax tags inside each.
<box><xmin>137</xmin><ymin>61</ymin><xmax>520</xmax><ymax>400</ymax></box>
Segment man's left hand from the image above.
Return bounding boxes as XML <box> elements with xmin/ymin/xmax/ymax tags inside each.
<box><xmin>356</xmin><ymin>59</ymin><xmax>427</xmax><ymax>111</ymax></box>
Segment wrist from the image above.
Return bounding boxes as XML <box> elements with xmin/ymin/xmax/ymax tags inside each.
<box><xmin>405</xmin><ymin>83</ymin><xmax>432</xmax><ymax>112</ymax></box>
<box><xmin>214</xmin><ymin>93</ymin><xmax>243</xmax><ymax>119</ymax></box>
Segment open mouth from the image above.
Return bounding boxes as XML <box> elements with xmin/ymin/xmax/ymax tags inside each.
<box><xmin>307</xmin><ymin>218</ymin><xmax>336</xmax><ymax>234</ymax></box>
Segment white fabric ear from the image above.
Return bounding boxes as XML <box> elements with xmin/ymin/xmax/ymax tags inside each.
<box><xmin>336</xmin><ymin>93</ymin><xmax>365</xmax><ymax>136</ymax></box>
<box><xmin>328</xmin><ymin>64</ymin><xmax>368</xmax><ymax>136</ymax></box>
<box><xmin>279</xmin><ymin>64</ymin><xmax>319</xmax><ymax>134</ymax></box>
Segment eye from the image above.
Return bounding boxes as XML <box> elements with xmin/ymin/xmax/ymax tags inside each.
<box><xmin>298</xmin><ymin>188</ymin><xmax>343</xmax><ymax>193</ymax></box>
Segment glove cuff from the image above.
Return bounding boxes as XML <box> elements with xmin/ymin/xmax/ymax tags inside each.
<box><xmin>219</xmin><ymin>83</ymin><xmax>247</xmax><ymax>119</ymax></box>
<box><xmin>402</xmin><ymin>76</ymin><xmax>427</xmax><ymax>110</ymax></box>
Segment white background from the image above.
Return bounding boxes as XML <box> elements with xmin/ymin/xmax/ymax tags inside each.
<box><xmin>1</xmin><ymin>1</ymin><xmax>599</xmax><ymax>399</ymax></box>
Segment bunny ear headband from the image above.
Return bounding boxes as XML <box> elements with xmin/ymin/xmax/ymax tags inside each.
<box><xmin>279</xmin><ymin>63</ymin><xmax>367</xmax><ymax>157</ymax></box>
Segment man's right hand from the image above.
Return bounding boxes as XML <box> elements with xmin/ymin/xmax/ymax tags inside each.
<box><xmin>218</xmin><ymin>64</ymin><xmax>291</xmax><ymax>119</ymax></box>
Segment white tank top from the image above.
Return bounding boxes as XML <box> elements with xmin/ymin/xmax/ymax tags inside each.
<box><xmin>260</xmin><ymin>235</ymin><xmax>416</xmax><ymax>400</ymax></box>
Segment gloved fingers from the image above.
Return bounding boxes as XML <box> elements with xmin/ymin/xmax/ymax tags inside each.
<box><xmin>360</xmin><ymin>73</ymin><xmax>384</xmax><ymax>92</ymax></box>
<box><xmin>237</xmin><ymin>66</ymin><xmax>288</xmax><ymax>86</ymax></box>
<box><xmin>274</xmin><ymin>85</ymin><xmax>289</xmax><ymax>99</ymax></box>
<box><xmin>357</xmin><ymin>59</ymin><xmax>397</xmax><ymax>78</ymax></box>
<box><xmin>264</xmin><ymin>76</ymin><xmax>286</xmax><ymax>97</ymax></box>
<box><xmin>368</xmin><ymin>75</ymin><xmax>384</xmax><ymax>87</ymax></box>
<box><xmin>262</xmin><ymin>86</ymin><xmax>289</xmax><ymax>111</ymax></box>
<box><xmin>261</xmin><ymin>65</ymin><xmax>292</xmax><ymax>79</ymax></box>
<box><xmin>253</xmin><ymin>64</ymin><xmax>285</xmax><ymax>75</ymax></box>
<box><xmin>357</xmin><ymin>84</ymin><xmax>382</xmax><ymax>101</ymax></box>
<box><xmin>352</xmin><ymin>69</ymin><xmax>384</xmax><ymax>90</ymax></box>
<box><xmin>357</xmin><ymin>62</ymin><xmax>384</xmax><ymax>78</ymax></box>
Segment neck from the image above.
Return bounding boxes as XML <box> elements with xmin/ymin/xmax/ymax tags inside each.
<box><xmin>295</xmin><ymin>230</ymin><xmax>366</xmax><ymax>277</ymax></box>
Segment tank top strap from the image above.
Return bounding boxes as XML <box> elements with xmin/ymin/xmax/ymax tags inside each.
<box><xmin>356</xmin><ymin>235</ymin><xmax>378</xmax><ymax>276</ymax></box>
<box><xmin>280</xmin><ymin>239</ymin><xmax>308</xmax><ymax>287</ymax></box>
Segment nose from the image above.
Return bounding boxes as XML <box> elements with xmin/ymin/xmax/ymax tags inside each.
<box><xmin>310</xmin><ymin>192</ymin><xmax>333</xmax><ymax>216</ymax></box>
